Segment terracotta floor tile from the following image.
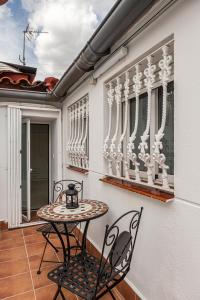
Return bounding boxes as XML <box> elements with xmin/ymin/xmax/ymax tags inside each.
<box><xmin>29</xmin><ymin>251</ymin><xmax>60</xmax><ymax>271</ymax></box>
<box><xmin>0</xmin><ymin>246</ymin><xmax>26</xmax><ymax>262</ymax></box>
<box><xmin>111</xmin><ymin>289</ymin><xmax>123</xmax><ymax>300</ymax></box>
<box><xmin>23</xmin><ymin>225</ymin><xmax>43</xmax><ymax>236</ymax></box>
<box><xmin>76</xmin><ymin>289</ymin><xmax>121</xmax><ymax>300</ymax></box>
<box><xmin>96</xmin><ymin>291</ymin><xmax>121</xmax><ymax>300</ymax></box>
<box><xmin>2</xmin><ymin>291</ymin><xmax>35</xmax><ymax>300</ymax></box>
<box><xmin>31</xmin><ymin>265</ymin><xmax>59</xmax><ymax>289</ymax></box>
<box><xmin>24</xmin><ymin>233</ymin><xmax>45</xmax><ymax>245</ymax></box>
<box><xmin>59</xmin><ymin>289</ymin><xmax>78</xmax><ymax>300</ymax></box>
<box><xmin>0</xmin><ymin>226</ymin><xmax>123</xmax><ymax>300</ymax></box>
<box><xmin>56</xmin><ymin>250</ymin><xmax>64</xmax><ymax>262</ymax></box>
<box><xmin>26</xmin><ymin>242</ymin><xmax>53</xmax><ymax>258</ymax></box>
<box><xmin>48</xmin><ymin>234</ymin><xmax>59</xmax><ymax>240</ymax></box>
<box><xmin>56</xmin><ymin>248</ymin><xmax>80</xmax><ymax>262</ymax></box>
<box><xmin>48</xmin><ymin>235</ymin><xmax>79</xmax><ymax>251</ymax></box>
<box><xmin>0</xmin><ymin>237</ymin><xmax>24</xmax><ymax>251</ymax></box>
<box><xmin>48</xmin><ymin>237</ymin><xmax>62</xmax><ymax>248</ymax></box>
<box><xmin>35</xmin><ymin>284</ymin><xmax>56</xmax><ymax>300</ymax></box>
<box><xmin>35</xmin><ymin>284</ymin><xmax>77</xmax><ymax>300</ymax></box>
<box><xmin>0</xmin><ymin>229</ymin><xmax>23</xmax><ymax>241</ymax></box>
<box><xmin>36</xmin><ymin>285</ymin><xmax>121</xmax><ymax>300</ymax></box>
<box><xmin>0</xmin><ymin>272</ymin><xmax>32</xmax><ymax>299</ymax></box>
<box><xmin>0</xmin><ymin>258</ymin><xmax>29</xmax><ymax>279</ymax></box>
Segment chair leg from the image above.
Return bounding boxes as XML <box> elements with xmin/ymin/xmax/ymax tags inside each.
<box><xmin>53</xmin><ymin>285</ymin><xmax>66</xmax><ymax>300</ymax></box>
<box><xmin>53</xmin><ymin>286</ymin><xmax>60</xmax><ymax>300</ymax></box>
<box><xmin>60</xmin><ymin>287</ymin><xmax>66</xmax><ymax>300</ymax></box>
<box><xmin>96</xmin><ymin>285</ymin><xmax>117</xmax><ymax>300</ymax></box>
<box><xmin>37</xmin><ymin>240</ymin><xmax>48</xmax><ymax>274</ymax></box>
<box><xmin>106</xmin><ymin>285</ymin><xmax>117</xmax><ymax>300</ymax></box>
<box><xmin>108</xmin><ymin>289</ymin><xmax>117</xmax><ymax>300</ymax></box>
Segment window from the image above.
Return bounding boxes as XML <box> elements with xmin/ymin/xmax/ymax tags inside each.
<box><xmin>103</xmin><ymin>40</ymin><xmax>174</xmax><ymax>192</ymax></box>
<box><xmin>67</xmin><ymin>95</ymin><xmax>89</xmax><ymax>169</ymax></box>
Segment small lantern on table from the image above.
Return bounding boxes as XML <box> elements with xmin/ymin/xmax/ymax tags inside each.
<box><xmin>65</xmin><ymin>183</ymin><xmax>79</xmax><ymax>209</ymax></box>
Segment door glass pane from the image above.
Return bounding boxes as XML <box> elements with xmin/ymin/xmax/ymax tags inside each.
<box><xmin>158</xmin><ymin>81</ymin><xmax>174</xmax><ymax>175</ymax></box>
<box><xmin>130</xmin><ymin>93</ymin><xmax>149</xmax><ymax>172</ymax></box>
<box><xmin>21</xmin><ymin>123</ymin><xmax>28</xmax><ymax>219</ymax></box>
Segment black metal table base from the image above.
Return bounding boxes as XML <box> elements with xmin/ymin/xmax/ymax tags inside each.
<box><xmin>50</xmin><ymin>220</ymin><xmax>90</xmax><ymax>265</ymax></box>
<box><xmin>37</xmin><ymin>231</ymin><xmax>81</xmax><ymax>274</ymax></box>
<box><xmin>37</xmin><ymin>222</ymin><xmax>80</xmax><ymax>274</ymax></box>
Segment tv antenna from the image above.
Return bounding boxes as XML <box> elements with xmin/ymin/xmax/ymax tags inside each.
<box><xmin>19</xmin><ymin>24</ymin><xmax>48</xmax><ymax>66</ymax></box>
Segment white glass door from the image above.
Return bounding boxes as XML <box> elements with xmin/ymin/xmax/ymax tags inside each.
<box><xmin>21</xmin><ymin>119</ymin><xmax>31</xmax><ymax>222</ymax></box>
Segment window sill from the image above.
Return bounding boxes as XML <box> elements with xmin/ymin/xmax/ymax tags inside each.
<box><xmin>99</xmin><ymin>176</ymin><xmax>174</xmax><ymax>202</ymax></box>
<box><xmin>66</xmin><ymin>165</ymin><xmax>89</xmax><ymax>174</ymax></box>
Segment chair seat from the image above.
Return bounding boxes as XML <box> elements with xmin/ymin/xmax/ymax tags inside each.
<box><xmin>37</xmin><ymin>222</ymin><xmax>78</xmax><ymax>235</ymax></box>
<box><xmin>48</xmin><ymin>253</ymin><xmax>114</xmax><ymax>299</ymax></box>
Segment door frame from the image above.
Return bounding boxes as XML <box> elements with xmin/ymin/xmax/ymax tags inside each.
<box><xmin>21</xmin><ymin>118</ymin><xmax>31</xmax><ymax>222</ymax></box>
<box><xmin>7</xmin><ymin>105</ymin><xmax>62</xmax><ymax>228</ymax></box>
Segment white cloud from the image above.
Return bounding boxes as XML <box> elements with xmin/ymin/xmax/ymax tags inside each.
<box><xmin>0</xmin><ymin>3</ymin><xmax>11</xmax><ymax>20</ymax></box>
<box><xmin>0</xmin><ymin>4</ymin><xmax>22</xmax><ymax>64</ymax></box>
<box><xmin>21</xmin><ymin>0</ymin><xmax>116</xmax><ymax>80</ymax></box>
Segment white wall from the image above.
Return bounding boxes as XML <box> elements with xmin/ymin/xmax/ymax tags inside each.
<box><xmin>0</xmin><ymin>107</ymin><xmax>8</xmax><ymax>221</ymax></box>
<box><xmin>51</xmin><ymin>113</ymin><xmax>62</xmax><ymax>185</ymax></box>
<box><xmin>62</xmin><ymin>1</ymin><xmax>200</xmax><ymax>299</ymax></box>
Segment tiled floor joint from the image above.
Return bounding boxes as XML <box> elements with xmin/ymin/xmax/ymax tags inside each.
<box><xmin>0</xmin><ymin>225</ymin><xmax>122</xmax><ymax>300</ymax></box>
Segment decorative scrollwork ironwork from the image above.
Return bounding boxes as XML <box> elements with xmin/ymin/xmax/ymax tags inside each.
<box><xmin>105</xmin><ymin>225</ymin><xmax>119</xmax><ymax>246</ymax></box>
<box><xmin>98</xmin><ymin>208</ymin><xmax>143</xmax><ymax>287</ymax></box>
<box><xmin>129</xmin><ymin>211</ymin><xmax>140</xmax><ymax>231</ymax></box>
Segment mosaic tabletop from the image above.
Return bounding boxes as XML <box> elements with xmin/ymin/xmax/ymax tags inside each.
<box><xmin>37</xmin><ymin>199</ymin><xmax>109</xmax><ymax>223</ymax></box>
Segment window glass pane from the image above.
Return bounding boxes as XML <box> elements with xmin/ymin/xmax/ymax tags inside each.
<box><xmin>130</xmin><ymin>93</ymin><xmax>148</xmax><ymax>172</ymax></box>
<box><xmin>158</xmin><ymin>81</ymin><xmax>174</xmax><ymax>175</ymax></box>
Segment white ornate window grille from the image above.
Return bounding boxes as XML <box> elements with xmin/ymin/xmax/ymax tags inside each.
<box><xmin>67</xmin><ymin>95</ymin><xmax>89</xmax><ymax>169</ymax></box>
<box><xmin>103</xmin><ymin>40</ymin><xmax>174</xmax><ymax>192</ymax></box>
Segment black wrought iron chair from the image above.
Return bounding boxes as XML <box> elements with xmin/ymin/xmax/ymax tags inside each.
<box><xmin>37</xmin><ymin>179</ymin><xmax>83</xmax><ymax>274</ymax></box>
<box><xmin>48</xmin><ymin>208</ymin><xmax>143</xmax><ymax>300</ymax></box>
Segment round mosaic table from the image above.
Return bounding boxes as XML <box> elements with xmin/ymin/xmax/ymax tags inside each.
<box><xmin>37</xmin><ymin>199</ymin><xmax>108</xmax><ymax>223</ymax></box>
<box><xmin>37</xmin><ymin>199</ymin><xmax>109</xmax><ymax>264</ymax></box>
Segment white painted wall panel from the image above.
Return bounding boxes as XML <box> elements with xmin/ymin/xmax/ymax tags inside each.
<box><xmin>60</xmin><ymin>1</ymin><xmax>200</xmax><ymax>299</ymax></box>
<box><xmin>51</xmin><ymin>113</ymin><xmax>62</xmax><ymax>186</ymax></box>
<box><xmin>7</xmin><ymin>107</ymin><xmax>22</xmax><ymax>228</ymax></box>
<box><xmin>0</xmin><ymin>106</ymin><xmax>8</xmax><ymax>221</ymax></box>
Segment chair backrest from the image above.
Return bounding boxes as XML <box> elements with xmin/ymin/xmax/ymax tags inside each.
<box><xmin>52</xmin><ymin>179</ymin><xmax>83</xmax><ymax>203</ymax></box>
<box><xmin>96</xmin><ymin>208</ymin><xmax>143</xmax><ymax>289</ymax></box>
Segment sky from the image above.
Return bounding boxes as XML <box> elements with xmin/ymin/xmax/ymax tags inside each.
<box><xmin>0</xmin><ymin>0</ymin><xmax>116</xmax><ymax>80</ymax></box>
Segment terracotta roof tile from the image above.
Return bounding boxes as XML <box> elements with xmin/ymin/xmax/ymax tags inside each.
<box><xmin>0</xmin><ymin>62</ymin><xmax>58</xmax><ymax>92</ymax></box>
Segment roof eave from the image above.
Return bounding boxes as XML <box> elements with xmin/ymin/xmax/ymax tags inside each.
<box><xmin>0</xmin><ymin>0</ymin><xmax>155</xmax><ymax>102</ymax></box>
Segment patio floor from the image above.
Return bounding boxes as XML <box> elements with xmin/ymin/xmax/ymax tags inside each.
<box><xmin>0</xmin><ymin>225</ymin><xmax>124</xmax><ymax>300</ymax></box>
